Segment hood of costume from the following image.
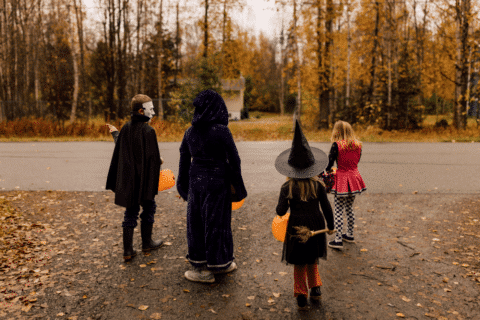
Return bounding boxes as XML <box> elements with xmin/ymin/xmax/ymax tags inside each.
<box><xmin>191</xmin><ymin>89</ymin><xmax>229</xmax><ymax>127</ymax></box>
<box><xmin>177</xmin><ymin>89</ymin><xmax>247</xmax><ymax>202</ymax></box>
<box><xmin>106</xmin><ymin>113</ymin><xmax>161</xmax><ymax>207</ymax></box>
<box><xmin>275</xmin><ymin>120</ymin><xmax>328</xmax><ymax>179</ymax></box>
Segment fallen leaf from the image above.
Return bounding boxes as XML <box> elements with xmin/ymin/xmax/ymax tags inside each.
<box><xmin>279</xmin><ymin>272</ymin><xmax>288</xmax><ymax>276</ymax></box>
<box><xmin>83</xmin><ymin>295</ymin><xmax>88</xmax><ymax>299</ymax></box>
<box><xmin>140</xmin><ymin>264</ymin><xmax>147</xmax><ymax>268</ymax></box>
<box><xmin>222</xmin><ymin>294</ymin><xmax>230</xmax><ymax>298</ymax></box>
<box><xmin>164</xmin><ymin>242</ymin><xmax>172</xmax><ymax>246</ymax></box>
<box><xmin>396</xmin><ymin>313</ymin><xmax>405</xmax><ymax>318</ymax></box>
<box><xmin>360</xmin><ymin>248</ymin><xmax>368</xmax><ymax>252</ymax></box>
<box><xmin>247</xmin><ymin>296</ymin><xmax>255</xmax><ymax>300</ymax></box>
<box><xmin>246</xmin><ymin>303</ymin><xmax>251</xmax><ymax>307</ymax></box>
<box><xmin>183</xmin><ymin>289</ymin><xmax>190</xmax><ymax>293</ymax></box>
<box><xmin>150</xmin><ymin>313</ymin><xmax>162</xmax><ymax>319</ymax></box>
<box><xmin>208</xmin><ymin>308</ymin><xmax>217</xmax><ymax>314</ymax></box>
<box><xmin>57</xmin><ymin>313</ymin><xmax>65</xmax><ymax>317</ymax></box>
<box><xmin>21</xmin><ymin>304</ymin><xmax>32</xmax><ymax>312</ymax></box>
<box><xmin>138</xmin><ymin>305</ymin><xmax>149</xmax><ymax>311</ymax></box>
<box><xmin>273</xmin><ymin>292</ymin><xmax>280</xmax><ymax>298</ymax></box>
<box><xmin>284</xmin><ymin>308</ymin><xmax>291</xmax><ymax>313</ymax></box>
<box><xmin>267</xmin><ymin>298</ymin><xmax>275</xmax><ymax>304</ymax></box>
<box><xmin>401</xmin><ymin>296</ymin><xmax>411</xmax><ymax>302</ymax></box>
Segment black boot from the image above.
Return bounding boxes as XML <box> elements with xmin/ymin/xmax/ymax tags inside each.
<box><xmin>123</xmin><ymin>227</ymin><xmax>137</xmax><ymax>261</ymax></box>
<box><xmin>141</xmin><ymin>223</ymin><xmax>164</xmax><ymax>252</ymax></box>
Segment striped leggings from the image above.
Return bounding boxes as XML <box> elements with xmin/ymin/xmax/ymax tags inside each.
<box><xmin>334</xmin><ymin>194</ymin><xmax>356</xmax><ymax>242</ymax></box>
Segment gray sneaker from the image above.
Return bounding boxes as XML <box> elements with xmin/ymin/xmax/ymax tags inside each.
<box><xmin>212</xmin><ymin>262</ymin><xmax>237</xmax><ymax>274</ymax></box>
<box><xmin>185</xmin><ymin>268</ymin><xmax>215</xmax><ymax>283</ymax></box>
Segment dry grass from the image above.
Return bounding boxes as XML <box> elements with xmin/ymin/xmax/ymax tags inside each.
<box><xmin>0</xmin><ymin>114</ymin><xmax>479</xmax><ymax>142</ymax></box>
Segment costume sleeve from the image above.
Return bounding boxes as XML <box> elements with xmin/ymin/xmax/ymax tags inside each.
<box><xmin>276</xmin><ymin>184</ymin><xmax>289</xmax><ymax>216</ymax></box>
<box><xmin>222</xmin><ymin>126</ymin><xmax>247</xmax><ymax>201</ymax></box>
<box><xmin>111</xmin><ymin>131</ymin><xmax>119</xmax><ymax>144</ymax></box>
<box><xmin>177</xmin><ymin>133</ymin><xmax>191</xmax><ymax>201</ymax></box>
<box><xmin>317</xmin><ymin>182</ymin><xmax>334</xmax><ymax>230</ymax></box>
<box><xmin>325</xmin><ymin>142</ymin><xmax>338</xmax><ymax>172</ymax></box>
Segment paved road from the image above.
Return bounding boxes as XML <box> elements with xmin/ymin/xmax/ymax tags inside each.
<box><xmin>1</xmin><ymin>142</ymin><xmax>479</xmax><ymax>194</ymax></box>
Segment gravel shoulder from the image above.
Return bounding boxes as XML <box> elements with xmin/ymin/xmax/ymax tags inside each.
<box><xmin>1</xmin><ymin>191</ymin><xmax>480</xmax><ymax>320</ymax></box>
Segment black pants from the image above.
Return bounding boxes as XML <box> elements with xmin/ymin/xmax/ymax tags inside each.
<box><xmin>122</xmin><ymin>200</ymin><xmax>156</xmax><ymax>228</ymax></box>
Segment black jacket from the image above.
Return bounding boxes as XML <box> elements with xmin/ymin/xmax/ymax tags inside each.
<box><xmin>276</xmin><ymin>180</ymin><xmax>334</xmax><ymax>264</ymax></box>
<box><xmin>106</xmin><ymin>114</ymin><xmax>161</xmax><ymax>208</ymax></box>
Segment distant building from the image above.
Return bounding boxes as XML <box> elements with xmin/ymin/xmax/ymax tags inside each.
<box><xmin>221</xmin><ymin>75</ymin><xmax>246</xmax><ymax>121</ymax></box>
<box><xmin>175</xmin><ymin>75</ymin><xmax>246</xmax><ymax>121</ymax></box>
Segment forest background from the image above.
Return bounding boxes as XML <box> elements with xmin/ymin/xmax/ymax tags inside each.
<box><xmin>1</xmin><ymin>0</ymin><xmax>480</xmax><ymax>141</ymax></box>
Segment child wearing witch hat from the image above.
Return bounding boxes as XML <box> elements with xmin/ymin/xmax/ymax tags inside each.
<box><xmin>274</xmin><ymin>120</ymin><xmax>335</xmax><ymax>310</ymax></box>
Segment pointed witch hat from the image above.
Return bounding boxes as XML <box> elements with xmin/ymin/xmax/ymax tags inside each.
<box><xmin>274</xmin><ymin>120</ymin><xmax>328</xmax><ymax>179</ymax></box>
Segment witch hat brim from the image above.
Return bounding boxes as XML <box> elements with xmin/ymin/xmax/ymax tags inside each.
<box><xmin>274</xmin><ymin>120</ymin><xmax>328</xmax><ymax>179</ymax></box>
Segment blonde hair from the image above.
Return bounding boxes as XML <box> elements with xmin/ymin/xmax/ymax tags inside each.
<box><xmin>286</xmin><ymin>176</ymin><xmax>324</xmax><ymax>201</ymax></box>
<box><xmin>331</xmin><ymin>120</ymin><xmax>362</xmax><ymax>149</ymax></box>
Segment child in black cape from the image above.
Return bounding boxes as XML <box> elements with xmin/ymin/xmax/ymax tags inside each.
<box><xmin>274</xmin><ymin>120</ymin><xmax>335</xmax><ymax>310</ymax></box>
<box><xmin>106</xmin><ymin>94</ymin><xmax>164</xmax><ymax>261</ymax></box>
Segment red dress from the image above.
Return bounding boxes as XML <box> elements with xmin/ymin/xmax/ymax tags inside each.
<box><xmin>331</xmin><ymin>140</ymin><xmax>366</xmax><ymax>196</ymax></box>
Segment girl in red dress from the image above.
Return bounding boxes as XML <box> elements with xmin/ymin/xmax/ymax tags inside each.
<box><xmin>326</xmin><ymin>121</ymin><xmax>366</xmax><ymax>250</ymax></box>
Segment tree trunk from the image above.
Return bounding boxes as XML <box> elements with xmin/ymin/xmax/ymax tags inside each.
<box><xmin>319</xmin><ymin>0</ymin><xmax>333</xmax><ymax>129</ymax></box>
<box><xmin>203</xmin><ymin>0</ymin><xmax>209</xmax><ymax>58</ymax></box>
<box><xmin>175</xmin><ymin>2</ymin><xmax>180</xmax><ymax>87</ymax></box>
<box><xmin>292</xmin><ymin>0</ymin><xmax>301</xmax><ymax>128</ymax></box>
<box><xmin>346</xmin><ymin>0</ymin><xmax>351</xmax><ymax>112</ymax></box>
<box><xmin>454</xmin><ymin>0</ymin><xmax>470</xmax><ymax>130</ymax></box>
<box><xmin>69</xmin><ymin>4</ymin><xmax>79</xmax><ymax>123</ymax></box>
<box><xmin>279</xmin><ymin>26</ymin><xmax>285</xmax><ymax>115</ymax></box>
<box><xmin>368</xmin><ymin>1</ymin><xmax>380</xmax><ymax>105</ymax></box>
<box><xmin>158</xmin><ymin>0</ymin><xmax>164</xmax><ymax>119</ymax></box>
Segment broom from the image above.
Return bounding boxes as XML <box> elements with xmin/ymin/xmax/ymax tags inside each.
<box><xmin>294</xmin><ymin>226</ymin><xmax>333</xmax><ymax>243</ymax></box>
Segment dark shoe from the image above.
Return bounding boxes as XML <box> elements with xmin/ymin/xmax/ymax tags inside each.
<box><xmin>342</xmin><ymin>234</ymin><xmax>355</xmax><ymax>243</ymax></box>
<box><xmin>296</xmin><ymin>295</ymin><xmax>308</xmax><ymax>310</ymax></box>
<box><xmin>141</xmin><ymin>223</ymin><xmax>164</xmax><ymax>252</ymax></box>
<box><xmin>328</xmin><ymin>240</ymin><xmax>343</xmax><ymax>250</ymax></box>
<box><xmin>123</xmin><ymin>227</ymin><xmax>137</xmax><ymax>261</ymax></box>
<box><xmin>310</xmin><ymin>287</ymin><xmax>322</xmax><ymax>300</ymax></box>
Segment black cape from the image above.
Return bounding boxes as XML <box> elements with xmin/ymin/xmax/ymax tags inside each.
<box><xmin>106</xmin><ymin>114</ymin><xmax>161</xmax><ymax>208</ymax></box>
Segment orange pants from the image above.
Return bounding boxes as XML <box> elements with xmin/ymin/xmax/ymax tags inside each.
<box><xmin>293</xmin><ymin>264</ymin><xmax>322</xmax><ymax>297</ymax></box>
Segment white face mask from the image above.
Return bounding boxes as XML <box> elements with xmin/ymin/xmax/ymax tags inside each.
<box><xmin>142</xmin><ymin>101</ymin><xmax>155</xmax><ymax>119</ymax></box>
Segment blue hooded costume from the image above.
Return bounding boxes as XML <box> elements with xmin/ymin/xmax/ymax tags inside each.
<box><xmin>177</xmin><ymin>90</ymin><xmax>247</xmax><ymax>270</ymax></box>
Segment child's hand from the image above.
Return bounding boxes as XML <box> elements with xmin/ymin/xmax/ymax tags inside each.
<box><xmin>106</xmin><ymin>124</ymin><xmax>118</xmax><ymax>133</ymax></box>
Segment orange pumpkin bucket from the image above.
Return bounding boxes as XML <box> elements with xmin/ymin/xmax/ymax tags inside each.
<box><xmin>158</xmin><ymin>169</ymin><xmax>175</xmax><ymax>191</ymax></box>
<box><xmin>272</xmin><ymin>212</ymin><xmax>290</xmax><ymax>242</ymax></box>
<box><xmin>232</xmin><ymin>198</ymin><xmax>245</xmax><ymax>211</ymax></box>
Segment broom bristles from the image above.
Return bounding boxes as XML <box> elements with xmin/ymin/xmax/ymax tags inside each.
<box><xmin>293</xmin><ymin>226</ymin><xmax>313</xmax><ymax>243</ymax></box>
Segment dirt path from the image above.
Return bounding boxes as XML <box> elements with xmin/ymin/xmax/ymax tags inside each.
<box><xmin>1</xmin><ymin>191</ymin><xmax>479</xmax><ymax>320</ymax></box>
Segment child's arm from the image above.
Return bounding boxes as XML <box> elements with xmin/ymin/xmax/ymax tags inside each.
<box><xmin>106</xmin><ymin>124</ymin><xmax>119</xmax><ymax>144</ymax></box>
<box><xmin>176</xmin><ymin>135</ymin><xmax>191</xmax><ymax>201</ymax></box>
<box><xmin>276</xmin><ymin>184</ymin><xmax>289</xmax><ymax>216</ymax></box>
<box><xmin>318</xmin><ymin>184</ymin><xmax>334</xmax><ymax>230</ymax></box>
<box><xmin>325</xmin><ymin>142</ymin><xmax>338</xmax><ymax>172</ymax></box>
